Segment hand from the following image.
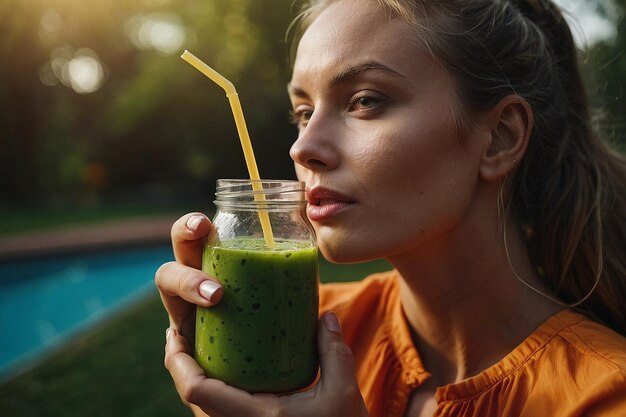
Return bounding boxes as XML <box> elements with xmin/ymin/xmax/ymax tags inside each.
<box><xmin>165</xmin><ymin>311</ymin><xmax>368</xmax><ymax>417</ymax></box>
<box><xmin>155</xmin><ymin>213</ymin><xmax>368</xmax><ymax>417</ymax></box>
<box><xmin>155</xmin><ymin>213</ymin><xmax>224</xmax><ymax>345</ymax></box>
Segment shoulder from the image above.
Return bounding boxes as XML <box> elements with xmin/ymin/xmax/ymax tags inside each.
<box><xmin>439</xmin><ymin>310</ymin><xmax>626</xmax><ymax>416</ymax></box>
<box><xmin>532</xmin><ymin>311</ymin><xmax>626</xmax><ymax>415</ymax></box>
<box><xmin>551</xmin><ymin>311</ymin><xmax>626</xmax><ymax>373</ymax></box>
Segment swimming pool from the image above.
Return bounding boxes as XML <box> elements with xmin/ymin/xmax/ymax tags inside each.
<box><xmin>0</xmin><ymin>245</ymin><xmax>173</xmax><ymax>379</ymax></box>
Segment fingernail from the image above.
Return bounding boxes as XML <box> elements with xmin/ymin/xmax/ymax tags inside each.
<box><xmin>186</xmin><ymin>215</ymin><xmax>206</xmax><ymax>232</ymax></box>
<box><xmin>199</xmin><ymin>280</ymin><xmax>223</xmax><ymax>303</ymax></box>
<box><xmin>323</xmin><ymin>311</ymin><xmax>342</xmax><ymax>334</ymax></box>
<box><xmin>166</xmin><ymin>327</ymin><xmax>179</xmax><ymax>343</ymax></box>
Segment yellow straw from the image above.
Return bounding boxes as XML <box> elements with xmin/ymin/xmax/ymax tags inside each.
<box><xmin>181</xmin><ymin>50</ymin><xmax>275</xmax><ymax>248</ymax></box>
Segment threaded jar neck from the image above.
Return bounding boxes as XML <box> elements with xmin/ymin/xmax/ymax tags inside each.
<box><xmin>215</xmin><ymin>179</ymin><xmax>306</xmax><ymax>211</ymax></box>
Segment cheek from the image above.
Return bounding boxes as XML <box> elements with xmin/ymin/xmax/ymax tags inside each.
<box><xmin>343</xmin><ymin>124</ymin><xmax>398</xmax><ymax>173</ymax></box>
<box><xmin>351</xmin><ymin>117</ymin><xmax>478</xmax><ymax>242</ymax></box>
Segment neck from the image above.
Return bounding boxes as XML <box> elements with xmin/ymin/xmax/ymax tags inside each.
<box><xmin>388</xmin><ymin>201</ymin><xmax>562</xmax><ymax>387</ymax></box>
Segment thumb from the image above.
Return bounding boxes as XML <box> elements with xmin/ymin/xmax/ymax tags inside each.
<box><xmin>278</xmin><ymin>313</ymin><xmax>367</xmax><ymax>417</ymax></box>
<box><xmin>317</xmin><ymin>312</ymin><xmax>361</xmax><ymax>397</ymax></box>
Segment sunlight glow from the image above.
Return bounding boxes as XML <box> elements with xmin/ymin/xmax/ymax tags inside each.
<box><xmin>140</xmin><ymin>0</ymin><xmax>172</xmax><ymax>6</ymax></box>
<box><xmin>40</xmin><ymin>46</ymin><xmax>106</xmax><ymax>94</ymax></box>
<box><xmin>553</xmin><ymin>0</ymin><xmax>620</xmax><ymax>47</ymax></box>
<box><xmin>126</xmin><ymin>13</ymin><xmax>190</xmax><ymax>55</ymax></box>
<box><xmin>40</xmin><ymin>9</ymin><xmax>62</xmax><ymax>33</ymax></box>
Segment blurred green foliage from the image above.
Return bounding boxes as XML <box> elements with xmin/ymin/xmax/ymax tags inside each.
<box><xmin>0</xmin><ymin>0</ymin><xmax>624</xmax><ymax>214</ymax></box>
<box><xmin>582</xmin><ymin>0</ymin><xmax>626</xmax><ymax>152</ymax></box>
<box><xmin>0</xmin><ymin>0</ymin><xmax>298</xmax><ymax>212</ymax></box>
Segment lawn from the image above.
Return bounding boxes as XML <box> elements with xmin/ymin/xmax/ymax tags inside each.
<box><xmin>0</xmin><ymin>258</ymin><xmax>391</xmax><ymax>416</ymax></box>
<box><xmin>0</xmin><ymin>206</ymin><xmax>191</xmax><ymax>235</ymax></box>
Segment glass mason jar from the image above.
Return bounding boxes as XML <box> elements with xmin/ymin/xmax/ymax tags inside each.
<box><xmin>195</xmin><ymin>179</ymin><xmax>319</xmax><ymax>393</ymax></box>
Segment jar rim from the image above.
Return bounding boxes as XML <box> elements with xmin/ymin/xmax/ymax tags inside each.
<box><xmin>216</xmin><ymin>179</ymin><xmax>305</xmax><ymax>188</ymax></box>
<box><xmin>214</xmin><ymin>179</ymin><xmax>306</xmax><ymax>210</ymax></box>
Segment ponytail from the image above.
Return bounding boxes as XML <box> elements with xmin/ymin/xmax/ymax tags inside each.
<box><xmin>510</xmin><ymin>0</ymin><xmax>626</xmax><ymax>335</ymax></box>
<box><xmin>378</xmin><ymin>0</ymin><xmax>626</xmax><ymax>335</ymax></box>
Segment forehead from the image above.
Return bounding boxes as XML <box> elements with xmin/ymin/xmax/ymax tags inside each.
<box><xmin>292</xmin><ymin>0</ymin><xmax>434</xmax><ymax>83</ymax></box>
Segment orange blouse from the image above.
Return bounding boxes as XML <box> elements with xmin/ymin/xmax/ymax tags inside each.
<box><xmin>319</xmin><ymin>271</ymin><xmax>626</xmax><ymax>417</ymax></box>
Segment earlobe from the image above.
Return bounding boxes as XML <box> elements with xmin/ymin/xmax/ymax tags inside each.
<box><xmin>480</xmin><ymin>95</ymin><xmax>533</xmax><ymax>181</ymax></box>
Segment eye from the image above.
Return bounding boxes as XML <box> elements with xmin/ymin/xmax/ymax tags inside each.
<box><xmin>347</xmin><ymin>91</ymin><xmax>386</xmax><ymax>114</ymax></box>
<box><xmin>289</xmin><ymin>106</ymin><xmax>314</xmax><ymax>128</ymax></box>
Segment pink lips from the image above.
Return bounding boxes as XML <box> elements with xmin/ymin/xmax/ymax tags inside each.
<box><xmin>305</xmin><ymin>186</ymin><xmax>355</xmax><ymax>222</ymax></box>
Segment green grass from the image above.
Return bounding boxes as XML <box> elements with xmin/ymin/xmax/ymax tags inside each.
<box><xmin>0</xmin><ymin>294</ymin><xmax>189</xmax><ymax>417</ymax></box>
<box><xmin>0</xmin><ymin>259</ymin><xmax>391</xmax><ymax>416</ymax></box>
<box><xmin>0</xmin><ymin>206</ymin><xmax>191</xmax><ymax>235</ymax></box>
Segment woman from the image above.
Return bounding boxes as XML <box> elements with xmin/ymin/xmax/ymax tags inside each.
<box><xmin>156</xmin><ymin>0</ymin><xmax>626</xmax><ymax>415</ymax></box>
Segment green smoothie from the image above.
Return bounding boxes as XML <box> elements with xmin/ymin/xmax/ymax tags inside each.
<box><xmin>195</xmin><ymin>238</ymin><xmax>319</xmax><ymax>393</ymax></box>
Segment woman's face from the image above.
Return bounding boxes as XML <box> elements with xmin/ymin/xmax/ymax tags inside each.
<box><xmin>288</xmin><ymin>0</ymin><xmax>488</xmax><ymax>263</ymax></box>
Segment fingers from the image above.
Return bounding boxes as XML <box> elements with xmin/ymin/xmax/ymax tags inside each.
<box><xmin>163</xmin><ymin>315</ymin><xmax>367</xmax><ymax>417</ymax></box>
<box><xmin>317</xmin><ymin>312</ymin><xmax>367</xmax><ymax>415</ymax></box>
<box><xmin>156</xmin><ymin>261</ymin><xmax>223</xmax><ymax>307</ymax></box>
<box><xmin>156</xmin><ymin>213</ymin><xmax>222</xmax><ymax>331</ymax></box>
<box><xmin>164</xmin><ymin>328</ymin><xmax>207</xmax><ymax>403</ymax></box>
<box><xmin>165</xmin><ymin>329</ymin><xmax>279</xmax><ymax>417</ymax></box>
<box><xmin>318</xmin><ymin>312</ymin><xmax>356</xmax><ymax>385</ymax></box>
<box><xmin>155</xmin><ymin>261</ymin><xmax>223</xmax><ymax>334</ymax></box>
<box><xmin>172</xmin><ymin>213</ymin><xmax>212</xmax><ymax>269</ymax></box>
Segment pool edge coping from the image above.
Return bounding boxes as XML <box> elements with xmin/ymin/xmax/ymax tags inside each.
<box><xmin>0</xmin><ymin>216</ymin><xmax>175</xmax><ymax>262</ymax></box>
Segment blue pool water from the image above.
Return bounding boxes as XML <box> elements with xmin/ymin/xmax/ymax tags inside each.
<box><xmin>0</xmin><ymin>245</ymin><xmax>173</xmax><ymax>379</ymax></box>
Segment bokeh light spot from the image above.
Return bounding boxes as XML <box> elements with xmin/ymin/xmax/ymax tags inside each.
<box><xmin>41</xmin><ymin>47</ymin><xmax>106</xmax><ymax>94</ymax></box>
<box><xmin>126</xmin><ymin>13</ymin><xmax>190</xmax><ymax>55</ymax></box>
<box><xmin>68</xmin><ymin>52</ymin><xmax>104</xmax><ymax>94</ymax></box>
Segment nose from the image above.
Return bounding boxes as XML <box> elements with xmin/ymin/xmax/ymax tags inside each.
<box><xmin>289</xmin><ymin>113</ymin><xmax>340</xmax><ymax>172</ymax></box>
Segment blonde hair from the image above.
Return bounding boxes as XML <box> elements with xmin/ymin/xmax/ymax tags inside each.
<box><xmin>290</xmin><ymin>0</ymin><xmax>626</xmax><ymax>335</ymax></box>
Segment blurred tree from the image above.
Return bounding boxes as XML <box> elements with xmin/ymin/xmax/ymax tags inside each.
<box><xmin>0</xmin><ymin>0</ymin><xmax>52</xmax><ymax>204</ymax></box>
<box><xmin>581</xmin><ymin>0</ymin><xmax>626</xmax><ymax>151</ymax></box>
<box><xmin>0</xmin><ymin>0</ymin><xmax>297</xmax><ymax>211</ymax></box>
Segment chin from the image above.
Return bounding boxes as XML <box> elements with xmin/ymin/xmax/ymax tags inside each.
<box><xmin>317</xmin><ymin>230</ymin><xmax>389</xmax><ymax>265</ymax></box>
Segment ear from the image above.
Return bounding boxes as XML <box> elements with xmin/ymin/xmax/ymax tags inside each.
<box><xmin>479</xmin><ymin>95</ymin><xmax>534</xmax><ymax>181</ymax></box>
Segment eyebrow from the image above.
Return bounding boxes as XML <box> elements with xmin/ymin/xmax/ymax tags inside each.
<box><xmin>329</xmin><ymin>61</ymin><xmax>406</xmax><ymax>88</ymax></box>
<box><xmin>287</xmin><ymin>61</ymin><xmax>406</xmax><ymax>97</ymax></box>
